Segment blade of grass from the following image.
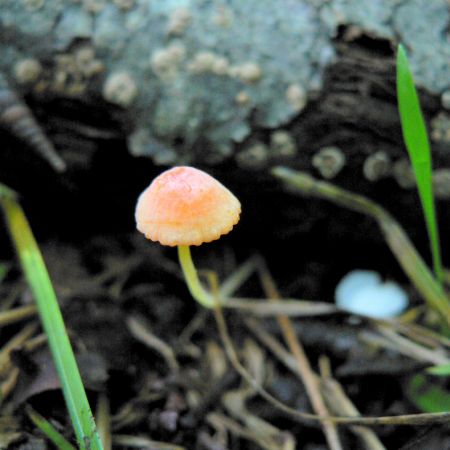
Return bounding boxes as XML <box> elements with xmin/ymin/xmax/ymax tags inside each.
<box><xmin>407</xmin><ymin>374</ymin><xmax>450</xmax><ymax>413</ymax></box>
<box><xmin>27</xmin><ymin>406</ymin><xmax>77</xmax><ymax>450</ymax></box>
<box><xmin>0</xmin><ymin>186</ymin><xmax>103</xmax><ymax>450</ymax></box>
<box><xmin>426</xmin><ymin>363</ymin><xmax>450</xmax><ymax>376</ymax></box>
<box><xmin>396</xmin><ymin>44</ymin><xmax>443</xmax><ymax>284</ymax></box>
<box><xmin>0</xmin><ymin>263</ymin><xmax>8</xmax><ymax>284</ymax></box>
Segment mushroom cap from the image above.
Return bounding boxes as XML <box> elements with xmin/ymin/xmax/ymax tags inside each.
<box><xmin>135</xmin><ymin>166</ymin><xmax>241</xmax><ymax>246</ymax></box>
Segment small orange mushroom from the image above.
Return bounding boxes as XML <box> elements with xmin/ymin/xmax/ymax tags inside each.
<box><xmin>135</xmin><ymin>166</ymin><xmax>241</xmax><ymax>246</ymax></box>
<box><xmin>135</xmin><ymin>166</ymin><xmax>241</xmax><ymax>307</ymax></box>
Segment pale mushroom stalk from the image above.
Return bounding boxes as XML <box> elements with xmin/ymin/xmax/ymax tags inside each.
<box><xmin>178</xmin><ymin>245</ymin><xmax>214</xmax><ymax>308</ymax></box>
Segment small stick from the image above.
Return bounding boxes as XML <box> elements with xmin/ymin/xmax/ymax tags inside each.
<box><xmin>369</xmin><ymin>325</ymin><xmax>450</xmax><ymax>366</ymax></box>
<box><xmin>113</xmin><ymin>435</ymin><xmax>186</xmax><ymax>450</ymax></box>
<box><xmin>96</xmin><ymin>394</ymin><xmax>112</xmax><ymax>450</ymax></box>
<box><xmin>256</xmin><ymin>260</ymin><xmax>343</xmax><ymax>450</ymax></box>
<box><xmin>224</xmin><ymin>297</ymin><xmax>338</xmax><ymax>316</ymax></box>
<box><xmin>243</xmin><ymin>317</ymin><xmax>450</xmax><ymax>426</ymax></box>
<box><xmin>0</xmin><ymin>305</ymin><xmax>36</xmax><ymax>327</ymax></box>
<box><xmin>126</xmin><ymin>315</ymin><xmax>179</xmax><ymax>372</ymax></box>
<box><xmin>319</xmin><ymin>356</ymin><xmax>387</xmax><ymax>450</ymax></box>
<box><xmin>1</xmin><ymin>367</ymin><xmax>20</xmax><ymax>400</ymax></box>
<box><xmin>0</xmin><ymin>322</ymin><xmax>38</xmax><ymax>376</ymax></box>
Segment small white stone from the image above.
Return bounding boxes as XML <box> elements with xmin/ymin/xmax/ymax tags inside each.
<box><xmin>335</xmin><ymin>270</ymin><xmax>408</xmax><ymax>319</ymax></box>
<box><xmin>335</xmin><ymin>270</ymin><xmax>380</xmax><ymax>304</ymax></box>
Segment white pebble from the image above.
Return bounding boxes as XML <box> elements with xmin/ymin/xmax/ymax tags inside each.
<box><xmin>335</xmin><ymin>270</ymin><xmax>408</xmax><ymax>319</ymax></box>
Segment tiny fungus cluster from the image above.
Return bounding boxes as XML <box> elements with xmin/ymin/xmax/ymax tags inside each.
<box><xmin>135</xmin><ymin>166</ymin><xmax>241</xmax><ymax>307</ymax></box>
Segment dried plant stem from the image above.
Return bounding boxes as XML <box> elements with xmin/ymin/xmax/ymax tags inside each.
<box><xmin>0</xmin><ymin>322</ymin><xmax>38</xmax><ymax>376</ymax></box>
<box><xmin>215</xmin><ymin>301</ymin><xmax>450</xmax><ymax>426</ymax></box>
<box><xmin>113</xmin><ymin>435</ymin><xmax>186</xmax><ymax>450</ymax></box>
<box><xmin>210</xmin><ymin>253</ymin><xmax>450</xmax><ymax>428</ymax></box>
<box><xmin>96</xmin><ymin>394</ymin><xmax>112</xmax><ymax>450</ymax></box>
<box><xmin>244</xmin><ymin>317</ymin><xmax>304</xmax><ymax>376</ymax></box>
<box><xmin>26</xmin><ymin>406</ymin><xmax>76</xmax><ymax>450</ymax></box>
<box><xmin>126</xmin><ymin>315</ymin><xmax>180</xmax><ymax>372</ymax></box>
<box><xmin>0</xmin><ymin>305</ymin><xmax>36</xmax><ymax>327</ymax></box>
<box><xmin>225</xmin><ymin>297</ymin><xmax>337</xmax><ymax>316</ymax></box>
<box><xmin>1</xmin><ymin>367</ymin><xmax>19</xmax><ymax>400</ymax></box>
<box><xmin>213</xmin><ymin>303</ymin><xmax>323</xmax><ymax>424</ymax></box>
<box><xmin>368</xmin><ymin>325</ymin><xmax>450</xmax><ymax>366</ymax></box>
<box><xmin>256</xmin><ymin>262</ymin><xmax>343</xmax><ymax>450</ymax></box>
<box><xmin>319</xmin><ymin>357</ymin><xmax>386</xmax><ymax>450</ymax></box>
<box><xmin>272</xmin><ymin>167</ymin><xmax>450</xmax><ymax>327</ymax></box>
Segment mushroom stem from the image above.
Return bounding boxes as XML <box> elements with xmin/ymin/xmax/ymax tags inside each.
<box><xmin>178</xmin><ymin>245</ymin><xmax>215</xmax><ymax>308</ymax></box>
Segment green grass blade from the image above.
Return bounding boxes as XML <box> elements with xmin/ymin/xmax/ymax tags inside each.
<box><xmin>407</xmin><ymin>374</ymin><xmax>450</xmax><ymax>413</ymax></box>
<box><xmin>0</xmin><ymin>263</ymin><xmax>8</xmax><ymax>285</ymax></box>
<box><xmin>0</xmin><ymin>189</ymin><xmax>103</xmax><ymax>450</ymax></box>
<box><xmin>27</xmin><ymin>406</ymin><xmax>77</xmax><ymax>450</ymax></box>
<box><xmin>427</xmin><ymin>363</ymin><xmax>450</xmax><ymax>377</ymax></box>
<box><xmin>396</xmin><ymin>44</ymin><xmax>443</xmax><ymax>284</ymax></box>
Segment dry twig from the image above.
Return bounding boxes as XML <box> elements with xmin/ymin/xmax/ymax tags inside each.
<box><xmin>256</xmin><ymin>259</ymin><xmax>343</xmax><ymax>450</ymax></box>
<box><xmin>319</xmin><ymin>356</ymin><xmax>386</xmax><ymax>450</ymax></box>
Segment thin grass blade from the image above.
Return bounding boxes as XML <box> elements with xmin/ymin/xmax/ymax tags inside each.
<box><xmin>426</xmin><ymin>363</ymin><xmax>450</xmax><ymax>376</ymax></box>
<box><xmin>27</xmin><ymin>406</ymin><xmax>77</xmax><ymax>450</ymax></box>
<box><xmin>0</xmin><ymin>188</ymin><xmax>103</xmax><ymax>450</ymax></box>
<box><xmin>396</xmin><ymin>44</ymin><xmax>443</xmax><ymax>284</ymax></box>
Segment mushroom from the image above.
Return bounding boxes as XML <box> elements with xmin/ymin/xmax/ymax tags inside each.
<box><xmin>135</xmin><ymin>166</ymin><xmax>241</xmax><ymax>307</ymax></box>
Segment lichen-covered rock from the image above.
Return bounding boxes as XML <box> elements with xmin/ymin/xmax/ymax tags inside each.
<box><xmin>1</xmin><ymin>0</ymin><xmax>450</xmax><ymax>165</ymax></box>
<box><xmin>320</xmin><ymin>0</ymin><xmax>450</xmax><ymax>93</ymax></box>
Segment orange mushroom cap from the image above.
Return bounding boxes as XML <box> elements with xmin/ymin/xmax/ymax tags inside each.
<box><xmin>135</xmin><ymin>166</ymin><xmax>241</xmax><ymax>246</ymax></box>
